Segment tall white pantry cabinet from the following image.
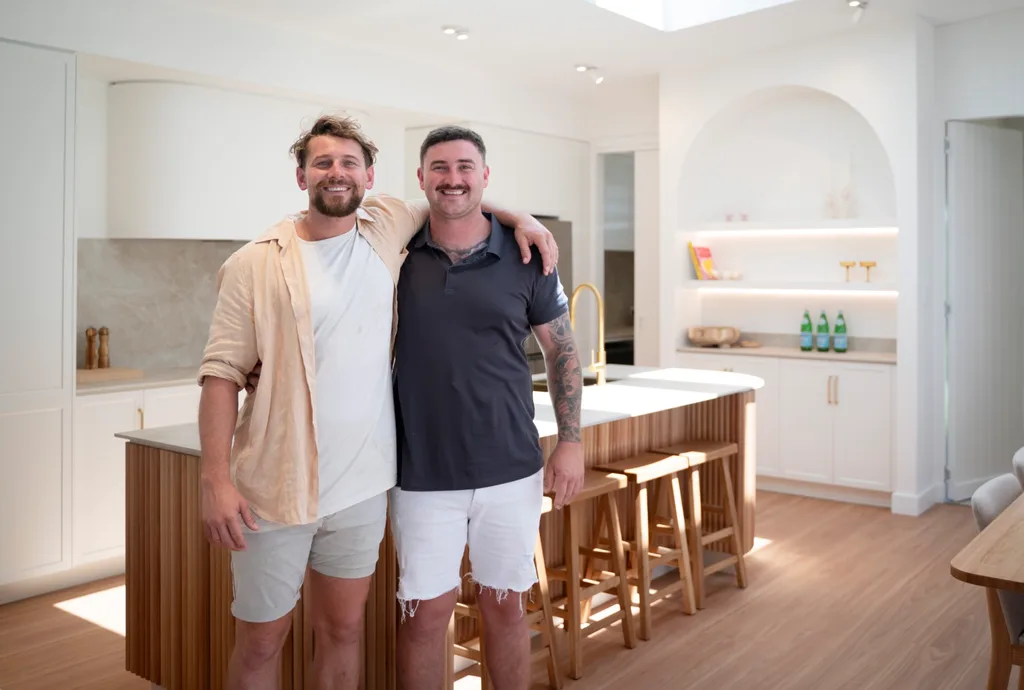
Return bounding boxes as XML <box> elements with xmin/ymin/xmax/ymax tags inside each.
<box><xmin>0</xmin><ymin>40</ymin><xmax>77</xmax><ymax>587</ymax></box>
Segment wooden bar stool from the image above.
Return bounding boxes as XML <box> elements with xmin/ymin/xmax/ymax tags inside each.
<box><xmin>547</xmin><ymin>469</ymin><xmax>637</xmax><ymax>680</ymax></box>
<box><xmin>653</xmin><ymin>440</ymin><xmax>747</xmax><ymax>609</ymax></box>
<box><xmin>446</xmin><ymin>496</ymin><xmax>563</xmax><ymax>689</ymax></box>
<box><xmin>592</xmin><ymin>451</ymin><xmax>697</xmax><ymax>640</ymax></box>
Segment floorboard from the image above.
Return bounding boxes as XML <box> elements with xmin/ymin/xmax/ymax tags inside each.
<box><xmin>0</xmin><ymin>491</ymin><xmax>1006</xmax><ymax>690</ymax></box>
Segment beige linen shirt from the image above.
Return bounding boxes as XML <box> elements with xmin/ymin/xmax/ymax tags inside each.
<box><xmin>197</xmin><ymin>195</ymin><xmax>426</xmax><ymax>526</ymax></box>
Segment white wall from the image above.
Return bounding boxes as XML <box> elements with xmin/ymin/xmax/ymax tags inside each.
<box><xmin>658</xmin><ymin>19</ymin><xmax>930</xmax><ymax>514</ymax></box>
<box><xmin>0</xmin><ymin>0</ymin><xmax>587</xmax><ymax>142</ymax></box>
<box><xmin>602</xmin><ymin>152</ymin><xmax>635</xmax><ymax>251</ymax></box>
<box><xmin>76</xmin><ymin>80</ymin><xmax>407</xmax><ymax>239</ymax></box>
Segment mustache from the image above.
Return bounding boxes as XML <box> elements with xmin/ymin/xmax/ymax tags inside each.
<box><xmin>435</xmin><ymin>184</ymin><xmax>469</xmax><ymax>192</ymax></box>
<box><xmin>317</xmin><ymin>179</ymin><xmax>356</xmax><ymax>190</ymax></box>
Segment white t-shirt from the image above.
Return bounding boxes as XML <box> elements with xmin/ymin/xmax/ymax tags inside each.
<box><xmin>297</xmin><ymin>225</ymin><xmax>397</xmax><ymax>518</ymax></box>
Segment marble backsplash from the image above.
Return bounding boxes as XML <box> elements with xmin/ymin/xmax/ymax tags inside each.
<box><xmin>76</xmin><ymin>239</ymin><xmax>245</xmax><ymax>371</ymax></box>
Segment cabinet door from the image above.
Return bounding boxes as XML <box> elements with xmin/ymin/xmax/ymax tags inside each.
<box><xmin>0</xmin><ymin>41</ymin><xmax>75</xmax><ymax>585</ymax></box>
<box><xmin>674</xmin><ymin>352</ymin><xmax>739</xmax><ymax>372</ymax></box>
<box><xmin>73</xmin><ymin>391</ymin><xmax>142</xmax><ymax>564</ymax></box>
<box><xmin>143</xmin><ymin>384</ymin><xmax>202</xmax><ymax>429</ymax></box>
<box><xmin>832</xmin><ymin>364</ymin><xmax>893</xmax><ymax>491</ymax></box>
<box><xmin>778</xmin><ymin>360</ymin><xmax>834</xmax><ymax>484</ymax></box>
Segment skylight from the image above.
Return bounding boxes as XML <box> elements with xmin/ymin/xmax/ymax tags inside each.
<box><xmin>584</xmin><ymin>0</ymin><xmax>800</xmax><ymax>31</ymax></box>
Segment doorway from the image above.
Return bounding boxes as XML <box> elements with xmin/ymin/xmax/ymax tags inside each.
<box><xmin>600</xmin><ymin>151</ymin><xmax>636</xmax><ymax>365</ymax></box>
<box><xmin>944</xmin><ymin>117</ymin><xmax>1024</xmax><ymax>501</ymax></box>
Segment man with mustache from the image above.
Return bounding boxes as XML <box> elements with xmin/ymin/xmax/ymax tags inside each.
<box><xmin>196</xmin><ymin>115</ymin><xmax>558</xmax><ymax>690</ymax></box>
<box><xmin>391</xmin><ymin>126</ymin><xmax>584</xmax><ymax>690</ymax></box>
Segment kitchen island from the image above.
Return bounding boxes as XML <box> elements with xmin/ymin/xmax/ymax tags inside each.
<box><xmin>117</xmin><ymin>365</ymin><xmax>762</xmax><ymax>689</ymax></box>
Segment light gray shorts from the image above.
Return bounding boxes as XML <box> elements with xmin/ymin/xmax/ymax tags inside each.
<box><xmin>230</xmin><ymin>491</ymin><xmax>387</xmax><ymax>623</ymax></box>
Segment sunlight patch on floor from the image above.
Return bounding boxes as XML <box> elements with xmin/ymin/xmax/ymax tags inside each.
<box><xmin>749</xmin><ymin>536</ymin><xmax>772</xmax><ymax>554</ymax></box>
<box><xmin>53</xmin><ymin>584</ymin><xmax>127</xmax><ymax>636</ymax></box>
<box><xmin>455</xmin><ymin>676</ymin><xmax>482</xmax><ymax>689</ymax></box>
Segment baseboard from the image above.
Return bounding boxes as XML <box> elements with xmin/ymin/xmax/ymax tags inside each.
<box><xmin>757</xmin><ymin>476</ymin><xmax>891</xmax><ymax>508</ymax></box>
<box><xmin>890</xmin><ymin>483</ymin><xmax>946</xmax><ymax>516</ymax></box>
<box><xmin>0</xmin><ymin>556</ymin><xmax>125</xmax><ymax>606</ymax></box>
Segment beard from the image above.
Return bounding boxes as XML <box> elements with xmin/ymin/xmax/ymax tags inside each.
<box><xmin>311</xmin><ymin>182</ymin><xmax>363</xmax><ymax>218</ymax></box>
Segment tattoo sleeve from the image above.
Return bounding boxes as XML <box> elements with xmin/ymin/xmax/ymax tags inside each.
<box><xmin>535</xmin><ymin>311</ymin><xmax>583</xmax><ymax>442</ymax></box>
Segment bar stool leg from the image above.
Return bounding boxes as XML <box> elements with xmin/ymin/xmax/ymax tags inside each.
<box><xmin>565</xmin><ymin>503</ymin><xmax>584</xmax><ymax>680</ymax></box>
<box><xmin>669</xmin><ymin>473</ymin><xmax>697</xmax><ymax>615</ymax></box>
<box><xmin>534</xmin><ymin>534</ymin><xmax>563</xmax><ymax>690</ymax></box>
<box><xmin>605</xmin><ymin>492</ymin><xmax>638</xmax><ymax>651</ymax></box>
<box><xmin>720</xmin><ymin>457</ymin><xmax>748</xmax><ymax>589</ymax></box>
<box><xmin>685</xmin><ymin>466</ymin><xmax>706</xmax><ymax>610</ymax></box>
<box><xmin>634</xmin><ymin>482</ymin><xmax>653</xmax><ymax>641</ymax></box>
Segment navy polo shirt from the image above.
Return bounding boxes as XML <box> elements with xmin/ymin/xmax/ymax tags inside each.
<box><xmin>393</xmin><ymin>213</ymin><xmax>569</xmax><ymax>492</ymax></box>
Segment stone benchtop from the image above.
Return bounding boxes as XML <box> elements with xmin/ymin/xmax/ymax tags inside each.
<box><xmin>115</xmin><ymin>365</ymin><xmax>763</xmax><ymax>456</ymax></box>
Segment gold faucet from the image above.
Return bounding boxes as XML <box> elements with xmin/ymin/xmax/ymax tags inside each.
<box><xmin>569</xmin><ymin>283</ymin><xmax>607</xmax><ymax>385</ymax></box>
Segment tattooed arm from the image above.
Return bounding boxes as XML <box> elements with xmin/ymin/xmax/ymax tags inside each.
<box><xmin>532</xmin><ymin>310</ymin><xmax>585</xmax><ymax>507</ymax></box>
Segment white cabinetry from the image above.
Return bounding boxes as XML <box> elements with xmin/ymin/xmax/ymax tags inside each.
<box><xmin>0</xmin><ymin>41</ymin><xmax>76</xmax><ymax>587</ymax></box>
<box><xmin>675</xmin><ymin>352</ymin><xmax>781</xmax><ymax>477</ymax></box>
<box><xmin>777</xmin><ymin>360</ymin><xmax>892</xmax><ymax>490</ymax></box>
<box><xmin>106</xmin><ymin>82</ymin><xmax>312</xmax><ymax>240</ymax></box>
<box><xmin>72</xmin><ymin>384</ymin><xmax>203</xmax><ymax>565</ymax></box>
<box><xmin>676</xmin><ymin>352</ymin><xmax>893</xmax><ymax>496</ymax></box>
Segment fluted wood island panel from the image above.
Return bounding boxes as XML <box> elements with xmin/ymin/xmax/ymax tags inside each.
<box><xmin>119</xmin><ymin>365</ymin><xmax>762</xmax><ymax>689</ymax></box>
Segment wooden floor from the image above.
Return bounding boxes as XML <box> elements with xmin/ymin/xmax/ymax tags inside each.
<box><xmin>0</xmin><ymin>491</ymin><xmax>1008</xmax><ymax>690</ymax></box>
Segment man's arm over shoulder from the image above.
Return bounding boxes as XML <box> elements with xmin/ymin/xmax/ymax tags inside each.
<box><xmin>197</xmin><ymin>250</ymin><xmax>259</xmax><ymax>390</ymax></box>
<box><xmin>360</xmin><ymin>194</ymin><xmax>429</xmax><ymax>247</ymax></box>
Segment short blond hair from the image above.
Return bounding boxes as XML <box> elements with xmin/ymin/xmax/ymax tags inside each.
<box><xmin>289</xmin><ymin>115</ymin><xmax>379</xmax><ymax>169</ymax></box>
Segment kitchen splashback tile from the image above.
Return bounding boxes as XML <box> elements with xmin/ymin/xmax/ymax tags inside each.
<box><xmin>77</xmin><ymin>239</ymin><xmax>245</xmax><ymax>370</ymax></box>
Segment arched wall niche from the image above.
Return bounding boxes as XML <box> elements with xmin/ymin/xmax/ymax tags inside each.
<box><xmin>676</xmin><ymin>85</ymin><xmax>898</xmax><ymax>227</ymax></box>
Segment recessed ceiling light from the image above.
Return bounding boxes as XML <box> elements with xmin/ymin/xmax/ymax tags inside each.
<box><xmin>848</xmin><ymin>0</ymin><xmax>863</xmax><ymax>6</ymax></box>
<box><xmin>442</xmin><ymin>26</ymin><xmax>456</xmax><ymax>34</ymax></box>
<box><xmin>575</xmin><ymin>65</ymin><xmax>588</xmax><ymax>72</ymax></box>
<box><xmin>456</xmin><ymin>30</ymin><xmax>469</xmax><ymax>40</ymax></box>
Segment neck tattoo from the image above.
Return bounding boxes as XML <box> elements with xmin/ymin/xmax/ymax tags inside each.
<box><xmin>438</xmin><ymin>237</ymin><xmax>488</xmax><ymax>265</ymax></box>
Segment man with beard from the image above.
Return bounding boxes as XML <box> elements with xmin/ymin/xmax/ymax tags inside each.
<box><xmin>196</xmin><ymin>115</ymin><xmax>558</xmax><ymax>690</ymax></box>
<box><xmin>390</xmin><ymin>126</ymin><xmax>584</xmax><ymax>690</ymax></box>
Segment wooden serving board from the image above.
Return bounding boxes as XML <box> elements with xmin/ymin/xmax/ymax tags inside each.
<box><xmin>76</xmin><ymin>367</ymin><xmax>145</xmax><ymax>385</ymax></box>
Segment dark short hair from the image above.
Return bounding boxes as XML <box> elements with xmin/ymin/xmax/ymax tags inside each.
<box><xmin>289</xmin><ymin>114</ymin><xmax>378</xmax><ymax>169</ymax></box>
<box><xmin>419</xmin><ymin>125</ymin><xmax>487</xmax><ymax>164</ymax></box>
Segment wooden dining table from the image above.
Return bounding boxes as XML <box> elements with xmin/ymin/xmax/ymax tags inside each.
<box><xmin>951</xmin><ymin>491</ymin><xmax>1024</xmax><ymax>689</ymax></box>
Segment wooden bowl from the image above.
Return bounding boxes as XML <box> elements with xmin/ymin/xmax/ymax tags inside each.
<box><xmin>687</xmin><ymin>326</ymin><xmax>741</xmax><ymax>347</ymax></box>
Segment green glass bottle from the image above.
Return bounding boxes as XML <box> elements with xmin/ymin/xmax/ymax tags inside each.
<box><xmin>834</xmin><ymin>311</ymin><xmax>847</xmax><ymax>353</ymax></box>
<box><xmin>816</xmin><ymin>310</ymin><xmax>830</xmax><ymax>352</ymax></box>
<box><xmin>800</xmin><ymin>309</ymin><xmax>813</xmax><ymax>351</ymax></box>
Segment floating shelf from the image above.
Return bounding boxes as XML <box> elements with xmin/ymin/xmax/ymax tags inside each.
<box><xmin>684</xmin><ymin>219</ymin><xmax>899</xmax><ymax>238</ymax></box>
<box><xmin>680</xmin><ymin>281</ymin><xmax>899</xmax><ymax>296</ymax></box>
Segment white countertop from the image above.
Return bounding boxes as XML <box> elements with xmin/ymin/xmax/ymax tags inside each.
<box><xmin>676</xmin><ymin>345</ymin><xmax>897</xmax><ymax>365</ymax></box>
<box><xmin>76</xmin><ymin>366</ymin><xmax>198</xmax><ymax>395</ymax></box>
<box><xmin>116</xmin><ymin>365</ymin><xmax>763</xmax><ymax>456</ymax></box>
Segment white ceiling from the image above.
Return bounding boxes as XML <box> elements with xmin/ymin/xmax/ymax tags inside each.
<box><xmin>181</xmin><ymin>0</ymin><xmax>1024</xmax><ymax>97</ymax></box>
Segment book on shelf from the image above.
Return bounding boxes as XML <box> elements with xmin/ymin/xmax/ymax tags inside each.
<box><xmin>688</xmin><ymin>242</ymin><xmax>717</xmax><ymax>280</ymax></box>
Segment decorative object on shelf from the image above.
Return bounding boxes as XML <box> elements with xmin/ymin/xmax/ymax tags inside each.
<box><xmin>687</xmin><ymin>326</ymin><xmax>741</xmax><ymax>348</ymax></box>
<box><xmin>725</xmin><ymin>213</ymin><xmax>734</xmax><ymax>222</ymax></box>
<box><xmin>816</xmin><ymin>310</ymin><xmax>831</xmax><ymax>352</ymax></box>
<box><xmin>688</xmin><ymin>242</ymin><xmax>717</xmax><ymax>280</ymax></box>
<box><xmin>800</xmin><ymin>309</ymin><xmax>813</xmax><ymax>352</ymax></box>
<box><xmin>859</xmin><ymin>260</ymin><xmax>877</xmax><ymax>282</ymax></box>
<box><xmin>834</xmin><ymin>311</ymin><xmax>848</xmax><ymax>353</ymax></box>
<box><xmin>740</xmin><ymin>212</ymin><xmax>749</xmax><ymax>222</ymax></box>
<box><xmin>739</xmin><ymin>339</ymin><xmax>761</xmax><ymax>348</ymax></box>
<box><xmin>98</xmin><ymin>326</ymin><xmax>110</xmax><ymax>369</ymax></box>
<box><xmin>85</xmin><ymin>327</ymin><xmax>98</xmax><ymax>369</ymax></box>
<box><xmin>840</xmin><ymin>261</ymin><xmax>856</xmax><ymax>282</ymax></box>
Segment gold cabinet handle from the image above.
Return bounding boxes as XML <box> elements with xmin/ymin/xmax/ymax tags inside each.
<box><xmin>827</xmin><ymin>376</ymin><xmax>833</xmax><ymax>405</ymax></box>
<box><xmin>833</xmin><ymin>376</ymin><xmax>839</xmax><ymax>405</ymax></box>
<box><xmin>138</xmin><ymin>407</ymin><xmax>145</xmax><ymax>429</ymax></box>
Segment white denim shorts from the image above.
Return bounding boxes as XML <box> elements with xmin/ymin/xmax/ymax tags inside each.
<box><xmin>230</xmin><ymin>491</ymin><xmax>387</xmax><ymax>623</ymax></box>
<box><xmin>389</xmin><ymin>468</ymin><xmax>544</xmax><ymax>616</ymax></box>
